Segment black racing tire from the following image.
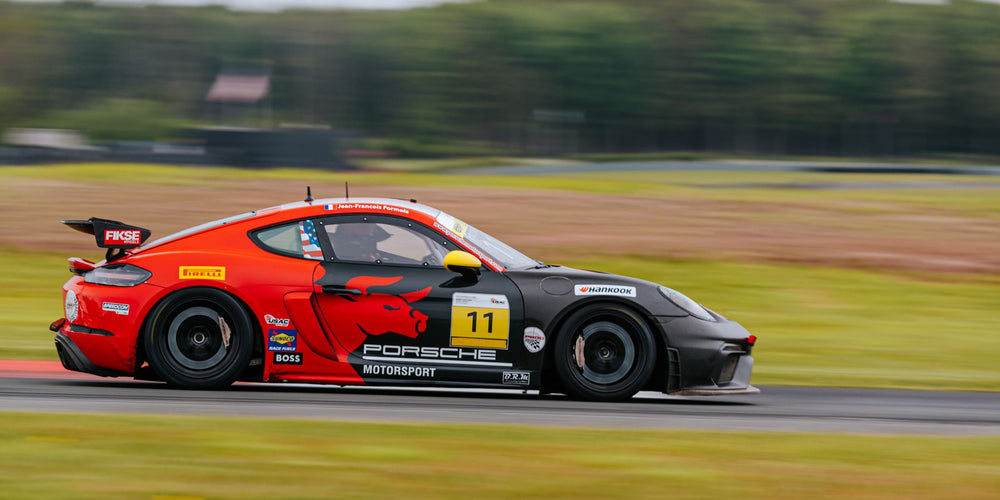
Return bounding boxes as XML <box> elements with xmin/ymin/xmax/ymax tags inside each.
<box><xmin>144</xmin><ymin>287</ymin><xmax>254</xmax><ymax>389</ymax></box>
<box><xmin>553</xmin><ymin>303</ymin><xmax>657</xmax><ymax>402</ymax></box>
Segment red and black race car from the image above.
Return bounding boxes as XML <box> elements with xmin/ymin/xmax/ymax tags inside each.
<box><xmin>52</xmin><ymin>196</ymin><xmax>758</xmax><ymax>401</ymax></box>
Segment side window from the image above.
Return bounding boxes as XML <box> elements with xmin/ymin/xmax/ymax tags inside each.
<box><xmin>254</xmin><ymin>220</ymin><xmax>324</xmax><ymax>260</ymax></box>
<box><xmin>324</xmin><ymin>221</ymin><xmax>449</xmax><ymax>266</ymax></box>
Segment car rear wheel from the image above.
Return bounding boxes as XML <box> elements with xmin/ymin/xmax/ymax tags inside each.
<box><xmin>145</xmin><ymin>288</ymin><xmax>254</xmax><ymax>389</ymax></box>
<box><xmin>553</xmin><ymin>303</ymin><xmax>656</xmax><ymax>401</ymax></box>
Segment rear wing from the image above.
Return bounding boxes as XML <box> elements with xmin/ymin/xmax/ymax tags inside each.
<box><xmin>62</xmin><ymin>217</ymin><xmax>151</xmax><ymax>262</ymax></box>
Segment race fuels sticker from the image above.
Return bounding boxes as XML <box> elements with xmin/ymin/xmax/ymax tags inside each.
<box><xmin>574</xmin><ymin>284</ymin><xmax>636</xmax><ymax>298</ymax></box>
<box><xmin>450</xmin><ymin>293</ymin><xmax>510</xmax><ymax>349</ymax></box>
<box><xmin>101</xmin><ymin>302</ymin><xmax>130</xmax><ymax>315</ymax></box>
<box><xmin>179</xmin><ymin>266</ymin><xmax>226</xmax><ymax>280</ymax></box>
<box><xmin>267</xmin><ymin>329</ymin><xmax>297</xmax><ymax>352</ymax></box>
<box><xmin>523</xmin><ymin>327</ymin><xmax>546</xmax><ymax>353</ymax></box>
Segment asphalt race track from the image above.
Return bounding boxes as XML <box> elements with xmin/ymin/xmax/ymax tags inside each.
<box><xmin>1</xmin><ymin>365</ymin><xmax>997</xmax><ymax>435</ymax></box>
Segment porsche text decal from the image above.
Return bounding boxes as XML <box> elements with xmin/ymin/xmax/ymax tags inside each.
<box><xmin>362</xmin><ymin>344</ymin><xmax>512</xmax><ymax>367</ymax></box>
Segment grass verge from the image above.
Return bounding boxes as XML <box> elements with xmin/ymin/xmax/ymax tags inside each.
<box><xmin>1</xmin><ymin>411</ymin><xmax>998</xmax><ymax>499</ymax></box>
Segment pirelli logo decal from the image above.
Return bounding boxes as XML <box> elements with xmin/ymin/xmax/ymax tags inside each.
<box><xmin>179</xmin><ymin>266</ymin><xmax>226</xmax><ymax>280</ymax></box>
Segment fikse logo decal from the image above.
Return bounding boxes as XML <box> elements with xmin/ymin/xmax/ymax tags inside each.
<box><xmin>273</xmin><ymin>353</ymin><xmax>302</xmax><ymax>365</ymax></box>
<box><xmin>103</xmin><ymin>229</ymin><xmax>141</xmax><ymax>245</ymax></box>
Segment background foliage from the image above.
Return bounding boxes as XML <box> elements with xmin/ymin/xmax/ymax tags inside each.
<box><xmin>0</xmin><ymin>0</ymin><xmax>998</xmax><ymax>155</ymax></box>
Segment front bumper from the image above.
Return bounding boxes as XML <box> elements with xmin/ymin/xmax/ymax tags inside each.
<box><xmin>655</xmin><ymin>315</ymin><xmax>758</xmax><ymax>395</ymax></box>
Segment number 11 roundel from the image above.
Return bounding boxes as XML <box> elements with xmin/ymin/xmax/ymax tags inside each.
<box><xmin>449</xmin><ymin>292</ymin><xmax>510</xmax><ymax>349</ymax></box>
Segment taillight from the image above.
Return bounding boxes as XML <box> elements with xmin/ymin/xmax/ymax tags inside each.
<box><xmin>84</xmin><ymin>264</ymin><xmax>152</xmax><ymax>287</ymax></box>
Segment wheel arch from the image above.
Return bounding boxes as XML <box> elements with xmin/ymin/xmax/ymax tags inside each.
<box><xmin>540</xmin><ymin>297</ymin><xmax>669</xmax><ymax>393</ymax></box>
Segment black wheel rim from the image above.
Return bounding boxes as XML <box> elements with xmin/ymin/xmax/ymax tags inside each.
<box><xmin>573</xmin><ymin>320</ymin><xmax>636</xmax><ymax>385</ymax></box>
<box><xmin>167</xmin><ymin>306</ymin><xmax>228</xmax><ymax>370</ymax></box>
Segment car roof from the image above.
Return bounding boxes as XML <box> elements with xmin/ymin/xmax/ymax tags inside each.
<box><xmin>137</xmin><ymin>197</ymin><xmax>442</xmax><ymax>252</ymax></box>
<box><xmin>272</xmin><ymin>197</ymin><xmax>441</xmax><ymax>219</ymax></box>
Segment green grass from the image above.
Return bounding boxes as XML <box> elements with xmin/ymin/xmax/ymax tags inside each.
<box><xmin>6</xmin><ymin>248</ymin><xmax>998</xmax><ymax>391</ymax></box>
<box><xmin>1</xmin><ymin>412</ymin><xmax>998</xmax><ymax>499</ymax></box>
<box><xmin>0</xmin><ymin>248</ymin><xmax>69</xmax><ymax>360</ymax></box>
<box><xmin>562</xmin><ymin>257</ymin><xmax>1000</xmax><ymax>391</ymax></box>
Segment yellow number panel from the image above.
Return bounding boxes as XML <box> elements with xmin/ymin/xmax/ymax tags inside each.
<box><xmin>450</xmin><ymin>293</ymin><xmax>510</xmax><ymax>349</ymax></box>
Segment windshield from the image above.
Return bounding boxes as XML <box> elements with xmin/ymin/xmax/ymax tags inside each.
<box><xmin>435</xmin><ymin>212</ymin><xmax>537</xmax><ymax>270</ymax></box>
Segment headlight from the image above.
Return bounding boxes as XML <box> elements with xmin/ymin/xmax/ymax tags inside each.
<box><xmin>657</xmin><ymin>286</ymin><xmax>714</xmax><ymax>321</ymax></box>
<box><xmin>65</xmin><ymin>290</ymin><xmax>78</xmax><ymax>322</ymax></box>
<box><xmin>85</xmin><ymin>264</ymin><xmax>152</xmax><ymax>287</ymax></box>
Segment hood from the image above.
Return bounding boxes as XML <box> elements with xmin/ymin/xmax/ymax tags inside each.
<box><xmin>504</xmin><ymin>265</ymin><xmax>690</xmax><ymax>317</ymax></box>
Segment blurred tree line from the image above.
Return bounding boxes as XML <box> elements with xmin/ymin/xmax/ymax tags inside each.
<box><xmin>0</xmin><ymin>0</ymin><xmax>997</xmax><ymax>156</ymax></box>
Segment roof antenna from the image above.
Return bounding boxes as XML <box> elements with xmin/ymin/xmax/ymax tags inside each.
<box><xmin>304</xmin><ymin>186</ymin><xmax>314</xmax><ymax>204</ymax></box>
<box><xmin>345</xmin><ymin>181</ymin><xmax>349</xmax><ymax>200</ymax></box>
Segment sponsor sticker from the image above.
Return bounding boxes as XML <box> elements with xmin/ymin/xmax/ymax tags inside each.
<box><xmin>103</xmin><ymin>229</ymin><xmax>141</xmax><ymax>246</ymax></box>
<box><xmin>267</xmin><ymin>329</ymin><xmax>297</xmax><ymax>352</ymax></box>
<box><xmin>502</xmin><ymin>371</ymin><xmax>530</xmax><ymax>386</ymax></box>
<box><xmin>435</xmin><ymin>213</ymin><xmax>468</xmax><ymax>238</ymax></box>
<box><xmin>179</xmin><ymin>266</ymin><xmax>226</xmax><ymax>280</ymax></box>
<box><xmin>273</xmin><ymin>352</ymin><xmax>302</xmax><ymax>365</ymax></box>
<box><xmin>264</xmin><ymin>314</ymin><xmax>290</xmax><ymax>327</ymax></box>
<box><xmin>574</xmin><ymin>284</ymin><xmax>637</xmax><ymax>298</ymax></box>
<box><xmin>101</xmin><ymin>302</ymin><xmax>130</xmax><ymax>316</ymax></box>
<box><xmin>523</xmin><ymin>327</ymin><xmax>546</xmax><ymax>353</ymax></box>
<box><xmin>362</xmin><ymin>364</ymin><xmax>437</xmax><ymax>378</ymax></box>
<box><xmin>450</xmin><ymin>293</ymin><xmax>510</xmax><ymax>349</ymax></box>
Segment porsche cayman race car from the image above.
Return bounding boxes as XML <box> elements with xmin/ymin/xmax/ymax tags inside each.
<box><xmin>52</xmin><ymin>196</ymin><xmax>758</xmax><ymax>401</ymax></box>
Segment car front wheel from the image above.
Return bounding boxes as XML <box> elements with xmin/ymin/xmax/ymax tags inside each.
<box><xmin>553</xmin><ymin>303</ymin><xmax>656</xmax><ymax>401</ymax></box>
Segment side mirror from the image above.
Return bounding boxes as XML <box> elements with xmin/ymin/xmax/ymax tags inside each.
<box><xmin>443</xmin><ymin>250</ymin><xmax>482</xmax><ymax>281</ymax></box>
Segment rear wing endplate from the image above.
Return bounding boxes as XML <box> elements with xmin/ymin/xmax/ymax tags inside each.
<box><xmin>62</xmin><ymin>217</ymin><xmax>151</xmax><ymax>262</ymax></box>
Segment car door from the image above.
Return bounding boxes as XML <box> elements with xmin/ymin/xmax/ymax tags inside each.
<box><xmin>310</xmin><ymin>214</ymin><xmax>529</xmax><ymax>388</ymax></box>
